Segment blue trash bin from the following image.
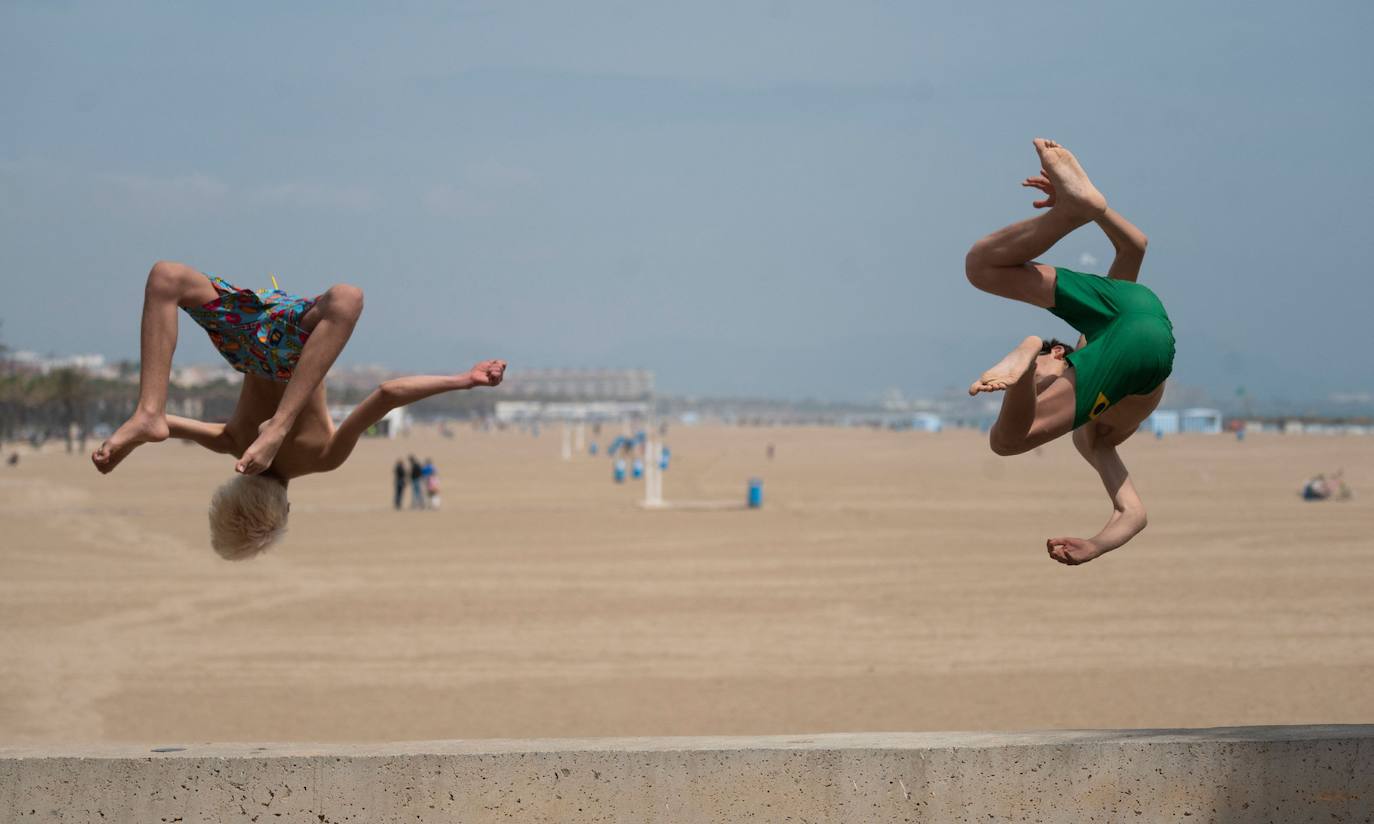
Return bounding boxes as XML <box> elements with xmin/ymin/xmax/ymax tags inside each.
<box><xmin>747</xmin><ymin>478</ymin><xmax>763</xmax><ymax>509</ymax></box>
<box><xmin>613</xmin><ymin>459</ymin><xmax>626</xmax><ymax>483</ymax></box>
<box><xmin>631</xmin><ymin>458</ymin><xmax>644</xmax><ymax>479</ymax></box>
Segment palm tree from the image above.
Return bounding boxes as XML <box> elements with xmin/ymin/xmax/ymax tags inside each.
<box><xmin>50</xmin><ymin>368</ymin><xmax>91</xmax><ymax>453</ymax></box>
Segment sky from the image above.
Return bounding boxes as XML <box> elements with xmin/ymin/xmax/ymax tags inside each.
<box><xmin>2</xmin><ymin>1</ymin><xmax>1371</xmax><ymax>404</ymax></box>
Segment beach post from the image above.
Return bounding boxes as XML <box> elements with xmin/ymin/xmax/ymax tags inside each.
<box><xmin>643</xmin><ymin>441</ymin><xmax>664</xmax><ymax>507</ymax></box>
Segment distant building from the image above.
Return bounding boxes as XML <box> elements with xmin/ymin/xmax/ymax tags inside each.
<box><xmin>495</xmin><ymin>400</ymin><xmax>650</xmax><ymax>423</ymax></box>
<box><xmin>5</xmin><ymin>351</ymin><xmax>117</xmax><ymax>379</ymax></box>
<box><xmin>500</xmin><ymin>369</ymin><xmax>654</xmax><ymax>401</ymax></box>
<box><xmin>1144</xmin><ymin>410</ymin><xmax>1180</xmax><ymax>435</ymax></box>
<box><xmin>172</xmin><ymin>363</ymin><xmax>239</xmax><ymax>387</ymax></box>
<box><xmin>1181</xmin><ymin>408</ymin><xmax>1223</xmax><ymax>434</ymax></box>
<box><xmin>328</xmin><ymin>405</ymin><xmax>410</xmax><ymax>438</ymax></box>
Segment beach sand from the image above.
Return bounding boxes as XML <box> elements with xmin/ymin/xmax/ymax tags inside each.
<box><xmin>1</xmin><ymin>424</ymin><xmax>1371</xmax><ymax>744</ymax></box>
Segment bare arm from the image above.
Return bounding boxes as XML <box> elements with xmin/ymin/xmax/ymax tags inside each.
<box><xmin>1095</xmin><ymin>208</ymin><xmax>1148</xmax><ymax>282</ymax></box>
<box><xmin>317</xmin><ymin>360</ymin><xmax>506</xmax><ymax>471</ymax></box>
<box><xmin>1047</xmin><ymin>429</ymin><xmax>1148</xmax><ymax>565</ymax></box>
<box><xmin>166</xmin><ymin>414</ymin><xmax>233</xmax><ymax>454</ymax></box>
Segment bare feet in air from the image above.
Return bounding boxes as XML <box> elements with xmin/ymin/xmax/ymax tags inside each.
<box><xmin>1031</xmin><ymin>138</ymin><xmax>1107</xmax><ymax>219</ymax></box>
<box><xmin>236</xmin><ymin>420</ymin><xmax>289</xmax><ymax>475</ymax></box>
<box><xmin>1047</xmin><ymin>536</ymin><xmax>1108</xmax><ymax>566</ymax></box>
<box><xmin>91</xmin><ymin>411</ymin><xmax>169</xmax><ymax>474</ymax></box>
<box><xmin>468</xmin><ymin>359</ymin><xmax>507</xmax><ymax>387</ymax></box>
<box><xmin>969</xmin><ymin>337</ymin><xmax>1041</xmax><ymax>395</ymax></box>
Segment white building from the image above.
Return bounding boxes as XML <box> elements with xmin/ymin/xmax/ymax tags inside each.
<box><xmin>328</xmin><ymin>404</ymin><xmax>410</xmax><ymax>438</ymax></box>
<box><xmin>1181</xmin><ymin>408</ymin><xmax>1223</xmax><ymax>434</ymax></box>
<box><xmin>1144</xmin><ymin>409</ymin><xmax>1180</xmax><ymax>435</ymax></box>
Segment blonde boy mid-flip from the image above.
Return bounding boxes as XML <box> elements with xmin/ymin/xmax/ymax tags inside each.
<box><xmin>91</xmin><ymin>263</ymin><xmax>506</xmax><ymax>559</ymax></box>
<box><xmin>964</xmin><ymin>139</ymin><xmax>1176</xmax><ymax>566</ymax></box>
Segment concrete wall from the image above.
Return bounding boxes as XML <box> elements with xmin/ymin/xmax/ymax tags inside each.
<box><xmin>2</xmin><ymin>726</ymin><xmax>1371</xmax><ymax>823</ymax></box>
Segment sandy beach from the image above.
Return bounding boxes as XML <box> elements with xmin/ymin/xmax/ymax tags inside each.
<box><xmin>0</xmin><ymin>424</ymin><xmax>1370</xmax><ymax>745</ymax></box>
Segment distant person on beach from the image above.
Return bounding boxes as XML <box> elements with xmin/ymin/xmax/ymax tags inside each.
<box><xmin>421</xmin><ymin>457</ymin><xmax>435</xmax><ymax>506</ymax></box>
<box><xmin>425</xmin><ymin>461</ymin><xmax>441</xmax><ymax>510</ymax></box>
<box><xmin>91</xmin><ymin>261</ymin><xmax>505</xmax><ymax>558</ymax></box>
<box><xmin>408</xmin><ymin>455</ymin><xmax>426</xmax><ymax>510</ymax></box>
<box><xmin>393</xmin><ymin>459</ymin><xmax>406</xmax><ymax>510</ymax></box>
<box><xmin>1302</xmin><ymin>470</ymin><xmax>1351</xmax><ymax>501</ymax></box>
<box><xmin>965</xmin><ymin>139</ymin><xmax>1175</xmax><ymax>565</ymax></box>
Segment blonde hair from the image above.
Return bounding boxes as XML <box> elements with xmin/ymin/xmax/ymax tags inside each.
<box><xmin>208</xmin><ymin>474</ymin><xmax>289</xmax><ymax>560</ymax></box>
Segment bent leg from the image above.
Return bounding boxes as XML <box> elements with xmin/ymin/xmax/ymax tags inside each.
<box><xmin>964</xmin><ymin>138</ymin><xmax>1108</xmax><ymax>308</ymax></box>
<box><xmin>93</xmin><ymin>261</ymin><xmax>218</xmax><ymax>473</ymax></box>
<box><xmin>236</xmin><ymin>283</ymin><xmax>364</xmax><ymax>474</ymax></box>
<box><xmin>972</xmin><ymin>337</ymin><xmax>1077</xmax><ymax>456</ymax></box>
<box><xmin>989</xmin><ymin>371</ymin><xmax>1076</xmax><ymax>456</ymax></box>
<box><xmin>964</xmin><ymin>213</ymin><xmax>1084</xmax><ymax>308</ymax></box>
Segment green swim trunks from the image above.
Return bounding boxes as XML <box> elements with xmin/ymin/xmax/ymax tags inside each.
<box><xmin>1049</xmin><ymin>268</ymin><xmax>1176</xmax><ymax>428</ymax></box>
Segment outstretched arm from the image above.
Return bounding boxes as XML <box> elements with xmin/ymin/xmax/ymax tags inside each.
<box><xmin>166</xmin><ymin>414</ymin><xmax>233</xmax><ymax>454</ymax></box>
<box><xmin>1047</xmin><ymin>429</ymin><xmax>1148</xmax><ymax>565</ymax></box>
<box><xmin>1023</xmin><ymin>174</ymin><xmax>1147</xmax><ymax>281</ymax></box>
<box><xmin>316</xmin><ymin>359</ymin><xmax>506</xmax><ymax>471</ymax></box>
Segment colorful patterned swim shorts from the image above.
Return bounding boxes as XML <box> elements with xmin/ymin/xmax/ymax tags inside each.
<box><xmin>182</xmin><ymin>275</ymin><xmax>319</xmax><ymax>383</ymax></box>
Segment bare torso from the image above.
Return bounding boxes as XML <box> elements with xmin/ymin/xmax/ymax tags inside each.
<box><xmin>223</xmin><ymin>375</ymin><xmax>336</xmax><ymax>479</ymax></box>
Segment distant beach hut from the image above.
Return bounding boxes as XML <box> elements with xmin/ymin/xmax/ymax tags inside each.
<box><xmin>911</xmin><ymin>413</ymin><xmax>943</xmax><ymax>432</ymax></box>
<box><xmin>1181</xmin><ymin>408</ymin><xmax>1223</xmax><ymax>434</ymax></box>
<box><xmin>1145</xmin><ymin>409</ymin><xmax>1180</xmax><ymax>436</ymax></box>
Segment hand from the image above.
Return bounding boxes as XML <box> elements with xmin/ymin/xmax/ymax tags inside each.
<box><xmin>468</xmin><ymin>359</ymin><xmax>507</xmax><ymax>387</ymax></box>
<box><xmin>1022</xmin><ymin>170</ymin><xmax>1056</xmax><ymax>209</ymax></box>
<box><xmin>1046</xmin><ymin>536</ymin><xmax>1099</xmax><ymax>566</ymax></box>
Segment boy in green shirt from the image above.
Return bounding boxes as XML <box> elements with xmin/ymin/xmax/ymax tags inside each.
<box><xmin>964</xmin><ymin>139</ymin><xmax>1175</xmax><ymax>565</ymax></box>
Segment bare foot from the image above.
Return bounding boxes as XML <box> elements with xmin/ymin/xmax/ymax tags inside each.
<box><xmin>1032</xmin><ymin>138</ymin><xmax>1106</xmax><ymax>218</ymax></box>
<box><xmin>91</xmin><ymin>411</ymin><xmax>169</xmax><ymax>474</ymax></box>
<box><xmin>236</xmin><ymin>421</ymin><xmax>288</xmax><ymax>475</ymax></box>
<box><xmin>969</xmin><ymin>337</ymin><xmax>1041</xmax><ymax>395</ymax></box>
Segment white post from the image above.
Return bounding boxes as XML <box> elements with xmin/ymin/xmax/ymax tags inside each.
<box><xmin>561</xmin><ymin>422</ymin><xmax>572</xmax><ymax>461</ymax></box>
<box><xmin>643</xmin><ymin>440</ymin><xmax>663</xmax><ymax>507</ymax></box>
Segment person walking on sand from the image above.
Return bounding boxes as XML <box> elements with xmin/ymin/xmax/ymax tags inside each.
<box><xmin>964</xmin><ymin>139</ymin><xmax>1175</xmax><ymax>565</ymax></box>
<box><xmin>393</xmin><ymin>459</ymin><xmax>406</xmax><ymax>510</ymax></box>
<box><xmin>425</xmin><ymin>460</ymin><xmax>442</xmax><ymax>510</ymax></box>
<box><xmin>408</xmin><ymin>454</ymin><xmax>426</xmax><ymax>510</ymax></box>
<box><xmin>91</xmin><ymin>261</ymin><xmax>505</xmax><ymax>558</ymax></box>
<box><xmin>420</xmin><ymin>457</ymin><xmax>435</xmax><ymax>507</ymax></box>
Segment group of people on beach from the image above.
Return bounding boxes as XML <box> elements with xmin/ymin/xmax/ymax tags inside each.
<box><xmin>395</xmin><ymin>456</ymin><xmax>441</xmax><ymax>510</ymax></box>
<box><xmin>91</xmin><ymin>138</ymin><xmax>1181</xmax><ymax>566</ymax></box>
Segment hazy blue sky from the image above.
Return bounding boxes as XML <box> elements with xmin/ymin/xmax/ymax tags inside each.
<box><xmin>2</xmin><ymin>1</ymin><xmax>1371</xmax><ymax>403</ymax></box>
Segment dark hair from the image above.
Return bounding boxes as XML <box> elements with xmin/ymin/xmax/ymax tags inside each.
<box><xmin>1040</xmin><ymin>338</ymin><xmax>1075</xmax><ymax>356</ymax></box>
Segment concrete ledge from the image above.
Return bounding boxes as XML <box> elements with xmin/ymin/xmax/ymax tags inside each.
<box><xmin>2</xmin><ymin>726</ymin><xmax>1371</xmax><ymax>822</ymax></box>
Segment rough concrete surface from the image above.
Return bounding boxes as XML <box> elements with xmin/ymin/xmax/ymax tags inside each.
<box><xmin>2</xmin><ymin>726</ymin><xmax>1371</xmax><ymax>823</ymax></box>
